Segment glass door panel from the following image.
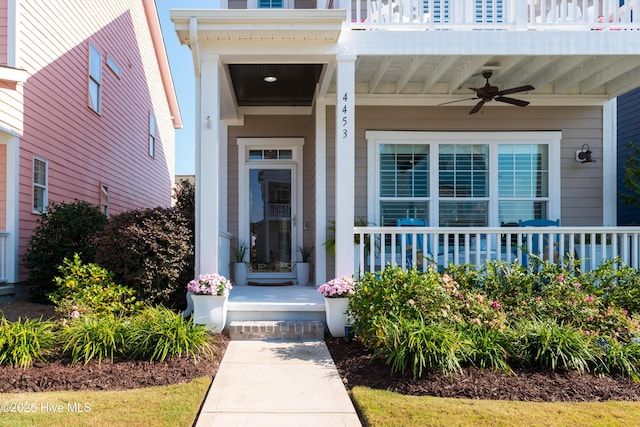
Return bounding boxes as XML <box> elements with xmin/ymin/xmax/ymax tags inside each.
<box><xmin>249</xmin><ymin>168</ymin><xmax>292</xmax><ymax>273</ymax></box>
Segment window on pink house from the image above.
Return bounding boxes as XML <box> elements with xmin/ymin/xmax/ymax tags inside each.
<box><xmin>89</xmin><ymin>44</ymin><xmax>102</xmax><ymax>114</ymax></box>
<box><xmin>149</xmin><ymin>112</ymin><xmax>156</xmax><ymax>157</ymax></box>
<box><xmin>100</xmin><ymin>183</ymin><xmax>109</xmax><ymax>216</ymax></box>
<box><xmin>33</xmin><ymin>157</ymin><xmax>48</xmax><ymax>214</ymax></box>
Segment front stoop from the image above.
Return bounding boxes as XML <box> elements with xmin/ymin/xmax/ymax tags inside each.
<box><xmin>228</xmin><ymin>320</ymin><xmax>324</xmax><ymax>341</ymax></box>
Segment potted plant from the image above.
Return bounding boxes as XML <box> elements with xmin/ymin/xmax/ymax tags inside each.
<box><xmin>187</xmin><ymin>273</ymin><xmax>233</xmax><ymax>333</ymax></box>
<box><xmin>317</xmin><ymin>276</ymin><xmax>355</xmax><ymax>337</ymax></box>
<box><xmin>296</xmin><ymin>245</ymin><xmax>313</xmax><ymax>286</ymax></box>
<box><xmin>232</xmin><ymin>242</ymin><xmax>249</xmax><ymax>286</ymax></box>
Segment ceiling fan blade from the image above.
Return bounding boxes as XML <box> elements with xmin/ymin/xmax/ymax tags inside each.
<box><xmin>469</xmin><ymin>100</ymin><xmax>485</xmax><ymax>114</ymax></box>
<box><xmin>495</xmin><ymin>96</ymin><xmax>530</xmax><ymax>107</ymax></box>
<box><xmin>496</xmin><ymin>85</ymin><xmax>535</xmax><ymax>96</ymax></box>
<box><xmin>438</xmin><ymin>97</ymin><xmax>477</xmax><ymax>106</ymax></box>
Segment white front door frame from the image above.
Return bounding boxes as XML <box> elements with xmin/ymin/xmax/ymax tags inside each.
<box><xmin>237</xmin><ymin>138</ymin><xmax>304</xmax><ymax>282</ymax></box>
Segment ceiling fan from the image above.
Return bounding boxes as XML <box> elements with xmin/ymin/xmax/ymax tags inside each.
<box><xmin>442</xmin><ymin>71</ymin><xmax>535</xmax><ymax>115</ymax></box>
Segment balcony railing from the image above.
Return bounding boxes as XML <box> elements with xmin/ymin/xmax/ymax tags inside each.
<box><xmin>0</xmin><ymin>232</ymin><xmax>7</xmax><ymax>283</ymax></box>
<box><xmin>344</xmin><ymin>0</ymin><xmax>638</xmax><ymax>30</ymax></box>
<box><xmin>353</xmin><ymin>226</ymin><xmax>640</xmax><ymax>274</ymax></box>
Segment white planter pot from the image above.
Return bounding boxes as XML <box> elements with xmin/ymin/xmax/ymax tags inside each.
<box><xmin>191</xmin><ymin>294</ymin><xmax>228</xmax><ymax>333</ymax></box>
<box><xmin>233</xmin><ymin>263</ymin><xmax>248</xmax><ymax>286</ymax></box>
<box><xmin>296</xmin><ymin>262</ymin><xmax>310</xmax><ymax>286</ymax></box>
<box><xmin>324</xmin><ymin>297</ymin><xmax>350</xmax><ymax>338</ymax></box>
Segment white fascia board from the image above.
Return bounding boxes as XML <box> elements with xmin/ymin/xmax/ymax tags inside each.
<box><xmin>341</xmin><ymin>30</ymin><xmax>640</xmax><ymax>56</ymax></box>
<box><xmin>0</xmin><ymin>65</ymin><xmax>28</xmax><ymax>83</ymax></box>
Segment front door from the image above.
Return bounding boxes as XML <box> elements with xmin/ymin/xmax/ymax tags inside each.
<box><xmin>238</xmin><ymin>139</ymin><xmax>303</xmax><ymax>282</ymax></box>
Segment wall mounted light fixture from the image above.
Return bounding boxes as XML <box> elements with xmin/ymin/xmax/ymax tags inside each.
<box><xmin>575</xmin><ymin>144</ymin><xmax>595</xmax><ymax>163</ymax></box>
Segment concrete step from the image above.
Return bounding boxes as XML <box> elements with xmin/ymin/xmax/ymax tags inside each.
<box><xmin>228</xmin><ymin>320</ymin><xmax>325</xmax><ymax>341</ymax></box>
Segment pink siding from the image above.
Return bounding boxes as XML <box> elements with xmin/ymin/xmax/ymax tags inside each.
<box><xmin>12</xmin><ymin>0</ymin><xmax>176</xmax><ymax>281</ymax></box>
<box><xmin>0</xmin><ymin>0</ymin><xmax>7</xmax><ymax>64</ymax></box>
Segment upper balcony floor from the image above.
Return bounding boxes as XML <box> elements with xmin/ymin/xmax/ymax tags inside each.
<box><xmin>218</xmin><ymin>0</ymin><xmax>639</xmax><ymax>31</ymax></box>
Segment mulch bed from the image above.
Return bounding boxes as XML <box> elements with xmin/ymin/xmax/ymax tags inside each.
<box><xmin>0</xmin><ymin>333</ymin><xmax>229</xmax><ymax>393</ymax></box>
<box><xmin>325</xmin><ymin>336</ymin><xmax>640</xmax><ymax>402</ymax></box>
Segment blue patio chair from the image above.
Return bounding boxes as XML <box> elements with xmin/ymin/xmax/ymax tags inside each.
<box><xmin>518</xmin><ymin>219</ymin><xmax>560</xmax><ymax>266</ymax></box>
<box><xmin>397</xmin><ymin>218</ymin><xmax>429</xmax><ymax>269</ymax></box>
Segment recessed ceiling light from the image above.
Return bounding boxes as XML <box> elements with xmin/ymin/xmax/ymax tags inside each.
<box><xmin>264</xmin><ymin>76</ymin><xmax>277</xmax><ymax>83</ymax></box>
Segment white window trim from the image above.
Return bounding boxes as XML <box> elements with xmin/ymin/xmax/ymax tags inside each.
<box><xmin>32</xmin><ymin>156</ymin><xmax>48</xmax><ymax>214</ymax></box>
<box><xmin>149</xmin><ymin>111</ymin><xmax>156</xmax><ymax>158</ymax></box>
<box><xmin>106</xmin><ymin>55</ymin><xmax>121</xmax><ymax>79</ymax></box>
<box><xmin>366</xmin><ymin>131</ymin><xmax>561</xmax><ymax>227</ymax></box>
<box><xmin>88</xmin><ymin>43</ymin><xmax>102</xmax><ymax>114</ymax></box>
<box><xmin>100</xmin><ymin>183</ymin><xmax>109</xmax><ymax>217</ymax></box>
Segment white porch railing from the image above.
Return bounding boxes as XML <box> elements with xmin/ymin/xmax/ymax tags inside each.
<box><xmin>353</xmin><ymin>226</ymin><xmax>640</xmax><ymax>274</ymax></box>
<box><xmin>0</xmin><ymin>232</ymin><xmax>7</xmax><ymax>282</ymax></box>
<box><xmin>346</xmin><ymin>0</ymin><xmax>638</xmax><ymax>30</ymax></box>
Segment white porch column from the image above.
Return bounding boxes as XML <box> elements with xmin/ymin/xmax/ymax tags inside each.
<box><xmin>5</xmin><ymin>135</ymin><xmax>19</xmax><ymax>283</ymax></box>
<box><xmin>195</xmin><ymin>56</ymin><xmax>221</xmax><ymax>276</ymax></box>
<box><xmin>603</xmin><ymin>100</ymin><xmax>617</xmax><ymax>226</ymax></box>
<box><xmin>315</xmin><ymin>98</ymin><xmax>327</xmax><ymax>286</ymax></box>
<box><xmin>334</xmin><ymin>54</ymin><xmax>356</xmax><ymax>278</ymax></box>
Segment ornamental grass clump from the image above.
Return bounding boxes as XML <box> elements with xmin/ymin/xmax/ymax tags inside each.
<box><xmin>58</xmin><ymin>314</ymin><xmax>127</xmax><ymax>365</ymax></box>
<box><xmin>0</xmin><ymin>317</ymin><xmax>55</xmax><ymax>368</ymax></box>
<box><xmin>125</xmin><ymin>305</ymin><xmax>213</xmax><ymax>362</ymax></box>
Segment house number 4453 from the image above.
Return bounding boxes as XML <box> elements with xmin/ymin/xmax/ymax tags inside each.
<box><xmin>341</xmin><ymin>92</ymin><xmax>348</xmax><ymax>140</ymax></box>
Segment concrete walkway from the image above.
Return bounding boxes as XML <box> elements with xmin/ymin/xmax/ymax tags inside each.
<box><xmin>195</xmin><ymin>340</ymin><xmax>362</xmax><ymax>426</ymax></box>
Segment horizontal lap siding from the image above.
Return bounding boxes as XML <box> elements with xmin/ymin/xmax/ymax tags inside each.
<box><xmin>16</xmin><ymin>0</ymin><xmax>175</xmax><ymax>280</ymax></box>
<box><xmin>0</xmin><ymin>1</ymin><xmax>7</xmax><ymax>64</ymax></box>
<box><xmin>617</xmin><ymin>88</ymin><xmax>640</xmax><ymax>225</ymax></box>
<box><xmin>328</xmin><ymin>104</ymin><xmax>603</xmax><ymax>226</ymax></box>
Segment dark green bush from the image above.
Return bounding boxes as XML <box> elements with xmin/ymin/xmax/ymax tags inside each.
<box><xmin>95</xmin><ymin>207</ymin><xmax>194</xmax><ymax>307</ymax></box>
<box><xmin>173</xmin><ymin>179</ymin><xmax>195</xmax><ymax>215</ymax></box>
<box><xmin>0</xmin><ymin>317</ymin><xmax>55</xmax><ymax>368</ymax></box>
<box><xmin>49</xmin><ymin>254</ymin><xmax>140</xmax><ymax>319</ymax></box>
<box><xmin>23</xmin><ymin>200</ymin><xmax>107</xmax><ymax>302</ymax></box>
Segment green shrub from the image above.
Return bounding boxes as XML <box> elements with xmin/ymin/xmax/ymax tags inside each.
<box><xmin>59</xmin><ymin>315</ymin><xmax>127</xmax><ymax>364</ymax></box>
<box><xmin>0</xmin><ymin>317</ymin><xmax>55</xmax><ymax>368</ymax></box>
<box><xmin>374</xmin><ymin>316</ymin><xmax>468</xmax><ymax>378</ymax></box>
<box><xmin>125</xmin><ymin>305</ymin><xmax>213</xmax><ymax>362</ymax></box>
<box><xmin>595</xmin><ymin>338</ymin><xmax>640</xmax><ymax>381</ymax></box>
<box><xmin>512</xmin><ymin>319</ymin><xmax>596</xmax><ymax>374</ymax></box>
<box><xmin>95</xmin><ymin>207</ymin><xmax>194</xmax><ymax>307</ymax></box>
<box><xmin>23</xmin><ymin>200</ymin><xmax>108</xmax><ymax>302</ymax></box>
<box><xmin>583</xmin><ymin>258</ymin><xmax>640</xmax><ymax>314</ymax></box>
<box><xmin>173</xmin><ymin>179</ymin><xmax>195</xmax><ymax>215</ymax></box>
<box><xmin>460</xmin><ymin>324</ymin><xmax>513</xmax><ymax>374</ymax></box>
<box><xmin>49</xmin><ymin>254</ymin><xmax>140</xmax><ymax>319</ymax></box>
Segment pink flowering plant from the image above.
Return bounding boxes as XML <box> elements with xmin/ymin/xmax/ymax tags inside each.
<box><xmin>317</xmin><ymin>276</ymin><xmax>356</xmax><ymax>298</ymax></box>
<box><xmin>187</xmin><ymin>273</ymin><xmax>233</xmax><ymax>296</ymax></box>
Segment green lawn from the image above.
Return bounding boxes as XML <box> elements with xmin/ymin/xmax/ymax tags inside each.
<box><xmin>352</xmin><ymin>386</ymin><xmax>640</xmax><ymax>427</ymax></box>
<box><xmin>0</xmin><ymin>377</ymin><xmax>211</xmax><ymax>427</ymax></box>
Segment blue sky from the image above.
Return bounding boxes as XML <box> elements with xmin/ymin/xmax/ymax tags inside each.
<box><xmin>156</xmin><ymin>0</ymin><xmax>219</xmax><ymax>175</ymax></box>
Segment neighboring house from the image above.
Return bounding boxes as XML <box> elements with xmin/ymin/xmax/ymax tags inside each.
<box><xmin>617</xmin><ymin>87</ymin><xmax>640</xmax><ymax>225</ymax></box>
<box><xmin>0</xmin><ymin>0</ymin><xmax>182</xmax><ymax>290</ymax></box>
<box><xmin>171</xmin><ymin>0</ymin><xmax>640</xmax><ymax>287</ymax></box>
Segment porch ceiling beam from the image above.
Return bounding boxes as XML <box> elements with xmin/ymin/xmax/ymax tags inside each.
<box><xmin>189</xmin><ymin>17</ymin><xmax>200</xmax><ymax>75</ymax></box>
<box><xmin>396</xmin><ymin>56</ymin><xmax>426</xmax><ymax>94</ymax></box>
<box><xmin>495</xmin><ymin>56</ymin><xmax>526</xmax><ymax>76</ymax></box>
<box><xmin>422</xmin><ymin>56</ymin><xmax>457</xmax><ymax>94</ymax></box>
<box><xmin>369</xmin><ymin>56</ymin><xmax>393</xmax><ymax>94</ymax></box>
<box><xmin>604</xmin><ymin>68</ymin><xmax>640</xmax><ymax>98</ymax></box>
<box><xmin>501</xmin><ymin>56</ymin><xmax>556</xmax><ymax>89</ymax></box>
<box><xmin>448</xmin><ymin>56</ymin><xmax>492</xmax><ymax>94</ymax></box>
<box><xmin>528</xmin><ymin>56</ymin><xmax>591</xmax><ymax>90</ymax></box>
<box><xmin>580</xmin><ymin>57</ymin><xmax>640</xmax><ymax>94</ymax></box>
<box><xmin>317</xmin><ymin>61</ymin><xmax>336</xmax><ymax>99</ymax></box>
<box><xmin>554</xmin><ymin>56</ymin><xmax>618</xmax><ymax>91</ymax></box>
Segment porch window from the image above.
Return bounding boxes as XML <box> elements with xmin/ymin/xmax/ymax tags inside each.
<box><xmin>367</xmin><ymin>131</ymin><xmax>561</xmax><ymax>228</ymax></box>
<box><xmin>88</xmin><ymin>44</ymin><xmax>102</xmax><ymax>114</ymax></box>
<box><xmin>258</xmin><ymin>0</ymin><xmax>284</xmax><ymax>8</ymax></box>
<box><xmin>33</xmin><ymin>157</ymin><xmax>48</xmax><ymax>214</ymax></box>
<box><xmin>100</xmin><ymin>183</ymin><xmax>109</xmax><ymax>216</ymax></box>
<box><xmin>379</xmin><ymin>144</ymin><xmax>429</xmax><ymax>226</ymax></box>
